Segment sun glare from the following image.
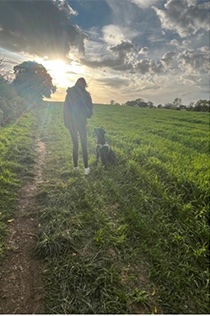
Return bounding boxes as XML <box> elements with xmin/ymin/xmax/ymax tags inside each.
<box><xmin>36</xmin><ymin>58</ymin><xmax>85</xmax><ymax>88</ymax></box>
<box><xmin>46</xmin><ymin>60</ymin><xmax>68</xmax><ymax>87</ymax></box>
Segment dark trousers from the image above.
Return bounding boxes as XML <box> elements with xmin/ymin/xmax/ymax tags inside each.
<box><xmin>69</xmin><ymin>121</ymin><xmax>88</xmax><ymax>168</ymax></box>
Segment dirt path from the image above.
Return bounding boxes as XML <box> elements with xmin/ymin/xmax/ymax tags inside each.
<box><xmin>0</xmin><ymin>140</ymin><xmax>46</xmax><ymax>314</ymax></box>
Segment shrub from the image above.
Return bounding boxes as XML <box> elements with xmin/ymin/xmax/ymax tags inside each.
<box><xmin>0</xmin><ymin>77</ymin><xmax>27</xmax><ymax>126</ymax></box>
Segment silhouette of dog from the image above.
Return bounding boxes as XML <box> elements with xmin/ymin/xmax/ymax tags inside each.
<box><xmin>94</xmin><ymin>128</ymin><xmax>115</xmax><ymax>167</ymax></box>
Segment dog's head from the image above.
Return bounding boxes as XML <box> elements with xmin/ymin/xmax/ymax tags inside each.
<box><xmin>94</xmin><ymin>128</ymin><xmax>106</xmax><ymax>144</ymax></box>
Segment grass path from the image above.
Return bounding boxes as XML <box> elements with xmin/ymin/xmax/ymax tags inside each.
<box><xmin>0</xmin><ymin>111</ymin><xmax>46</xmax><ymax>313</ymax></box>
<box><xmin>0</xmin><ymin>139</ymin><xmax>46</xmax><ymax>313</ymax></box>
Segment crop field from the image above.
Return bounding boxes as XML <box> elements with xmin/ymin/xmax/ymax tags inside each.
<box><xmin>0</xmin><ymin>102</ymin><xmax>209</xmax><ymax>314</ymax></box>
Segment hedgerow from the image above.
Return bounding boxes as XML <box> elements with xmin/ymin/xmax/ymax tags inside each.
<box><xmin>0</xmin><ymin>77</ymin><xmax>28</xmax><ymax>126</ymax></box>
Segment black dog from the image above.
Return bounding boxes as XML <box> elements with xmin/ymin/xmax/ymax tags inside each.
<box><xmin>94</xmin><ymin>128</ymin><xmax>115</xmax><ymax>167</ymax></box>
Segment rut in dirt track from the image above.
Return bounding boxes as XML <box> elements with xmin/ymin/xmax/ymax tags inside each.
<box><xmin>0</xmin><ymin>140</ymin><xmax>46</xmax><ymax>314</ymax></box>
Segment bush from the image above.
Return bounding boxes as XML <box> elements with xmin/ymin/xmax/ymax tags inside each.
<box><xmin>0</xmin><ymin>77</ymin><xmax>28</xmax><ymax>126</ymax></box>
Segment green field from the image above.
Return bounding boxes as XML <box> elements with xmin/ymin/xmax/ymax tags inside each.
<box><xmin>0</xmin><ymin>102</ymin><xmax>209</xmax><ymax>313</ymax></box>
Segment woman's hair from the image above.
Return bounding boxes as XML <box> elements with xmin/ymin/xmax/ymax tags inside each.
<box><xmin>76</xmin><ymin>77</ymin><xmax>87</xmax><ymax>88</ymax></box>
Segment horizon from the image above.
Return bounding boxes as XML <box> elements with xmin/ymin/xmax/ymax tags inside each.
<box><xmin>0</xmin><ymin>0</ymin><xmax>209</xmax><ymax>106</ymax></box>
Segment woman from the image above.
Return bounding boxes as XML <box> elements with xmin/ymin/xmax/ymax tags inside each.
<box><xmin>64</xmin><ymin>78</ymin><xmax>93</xmax><ymax>175</ymax></box>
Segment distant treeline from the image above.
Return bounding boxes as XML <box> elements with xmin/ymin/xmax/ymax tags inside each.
<box><xmin>110</xmin><ymin>98</ymin><xmax>210</xmax><ymax>112</ymax></box>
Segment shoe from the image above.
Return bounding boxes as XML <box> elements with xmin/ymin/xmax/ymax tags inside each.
<box><xmin>84</xmin><ymin>167</ymin><xmax>90</xmax><ymax>176</ymax></box>
<box><xmin>74</xmin><ymin>166</ymin><xmax>79</xmax><ymax>172</ymax></box>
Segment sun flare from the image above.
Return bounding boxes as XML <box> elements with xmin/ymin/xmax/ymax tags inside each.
<box><xmin>36</xmin><ymin>58</ymin><xmax>85</xmax><ymax>88</ymax></box>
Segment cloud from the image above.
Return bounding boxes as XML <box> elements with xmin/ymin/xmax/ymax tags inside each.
<box><xmin>102</xmin><ymin>24</ymin><xmax>139</xmax><ymax>45</ymax></box>
<box><xmin>82</xmin><ymin>38</ymin><xmax>166</xmax><ymax>77</ymax></box>
<box><xmin>97</xmin><ymin>77</ymin><xmax>130</xmax><ymax>89</ymax></box>
<box><xmin>82</xmin><ymin>54</ymin><xmax>133</xmax><ymax>72</ymax></box>
<box><xmin>160</xmin><ymin>46</ymin><xmax>210</xmax><ymax>76</ymax></box>
<box><xmin>109</xmin><ymin>41</ymin><xmax>135</xmax><ymax>54</ymax></box>
<box><xmin>130</xmin><ymin>0</ymin><xmax>159</xmax><ymax>9</ymax></box>
<box><xmin>82</xmin><ymin>40</ymin><xmax>137</xmax><ymax>71</ymax></box>
<box><xmin>0</xmin><ymin>0</ymin><xmax>86</xmax><ymax>59</ymax></box>
<box><xmin>136</xmin><ymin>59</ymin><xmax>164</xmax><ymax>74</ymax></box>
<box><xmin>161</xmin><ymin>51</ymin><xmax>177</xmax><ymax>68</ymax></box>
<box><xmin>139</xmin><ymin>47</ymin><xmax>149</xmax><ymax>55</ymax></box>
<box><xmin>154</xmin><ymin>0</ymin><xmax>210</xmax><ymax>37</ymax></box>
<box><xmin>177</xmin><ymin>47</ymin><xmax>210</xmax><ymax>74</ymax></box>
<box><xmin>170</xmin><ymin>38</ymin><xmax>192</xmax><ymax>49</ymax></box>
<box><xmin>1</xmin><ymin>0</ymin><xmax>208</xmax><ymax>105</ymax></box>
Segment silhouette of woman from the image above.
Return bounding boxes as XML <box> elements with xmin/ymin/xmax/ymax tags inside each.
<box><xmin>64</xmin><ymin>78</ymin><xmax>93</xmax><ymax>175</ymax></box>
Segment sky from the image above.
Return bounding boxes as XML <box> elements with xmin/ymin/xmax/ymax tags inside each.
<box><xmin>0</xmin><ymin>0</ymin><xmax>209</xmax><ymax>105</ymax></box>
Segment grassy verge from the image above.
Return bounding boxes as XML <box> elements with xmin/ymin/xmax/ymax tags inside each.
<box><xmin>35</xmin><ymin>102</ymin><xmax>209</xmax><ymax>314</ymax></box>
<box><xmin>0</xmin><ymin>110</ymin><xmax>37</xmax><ymax>259</ymax></box>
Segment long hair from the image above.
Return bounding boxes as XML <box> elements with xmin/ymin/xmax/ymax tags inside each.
<box><xmin>75</xmin><ymin>77</ymin><xmax>88</xmax><ymax>88</ymax></box>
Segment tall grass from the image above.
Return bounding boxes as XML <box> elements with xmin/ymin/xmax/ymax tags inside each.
<box><xmin>0</xmin><ymin>111</ymin><xmax>37</xmax><ymax>259</ymax></box>
<box><xmin>34</xmin><ymin>102</ymin><xmax>209</xmax><ymax>314</ymax></box>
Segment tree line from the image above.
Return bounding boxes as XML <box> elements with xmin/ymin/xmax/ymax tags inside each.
<box><xmin>110</xmin><ymin>97</ymin><xmax>210</xmax><ymax>112</ymax></box>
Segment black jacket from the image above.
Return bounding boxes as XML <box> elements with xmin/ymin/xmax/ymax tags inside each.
<box><xmin>64</xmin><ymin>85</ymin><xmax>92</xmax><ymax>129</ymax></box>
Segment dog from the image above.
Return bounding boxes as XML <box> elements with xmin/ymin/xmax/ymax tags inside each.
<box><xmin>94</xmin><ymin>128</ymin><xmax>115</xmax><ymax>167</ymax></box>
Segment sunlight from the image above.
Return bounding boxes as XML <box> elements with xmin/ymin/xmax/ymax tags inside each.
<box><xmin>69</xmin><ymin>61</ymin><xmax>85</xmax><ymax>75</ymax></box>
<box><xmin>35</xmin><ymin>58</ymin><xmax>85</xmax><ymax>88</ymax></box>
<box><xmin>47</xmin><ymin>59</ymin><xmax>69</xmax><ymax>87</ymax></box>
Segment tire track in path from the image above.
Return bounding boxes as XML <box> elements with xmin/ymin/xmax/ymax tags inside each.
<box><xmin>0</xmin><ymin>139</ymin><xmax>46</xmax><ymax>314</ymax></box>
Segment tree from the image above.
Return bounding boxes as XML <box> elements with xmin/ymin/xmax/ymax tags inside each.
<box><xmin>110</xmin><ymin>100</ymin><xmax>120</xmax><ymax>106</ymax></box>
<box><xmin>125</xmin><ymin>98</ymin><xmax>155</xmax><ymax>108</ymax></box>
<box><xmin>164</xmin><ymin>103</ymin><xmax>173</xmax><ymax>109</ymax></box>
<box><xmin>194</xmin><ymin>100</ymin><xmax>210</xmax><ymax>112</ymax></box>
<box><xmin>0</xmin><ymin>57</ymin><xmax>28</xmax><ymax>126</ymax></box>
<box><xmin>136</xmin><ymin>99</ymin><xmax>148</xmax><ymax>108</ymax></box>
<box><xmin>173</xmin><ymin>97</ymin><xmax>182</xmax><ymax>108</ymax></box>
<box><xmin>13</xmin><ymin>61</ymin><xmax>56</xmax><ymax>103</ymax></box>
<box><xmin>147</xmin><ymin>101</ymin><xmax>154</xmax><ymax>108</ymax></box>
<box><xmin>187</xmin><ymin>101</ymin><xmax>195</xmax><ymax>110</ymax></box>
<box><xmin>125</xmin><ymin>100</ymin><xmax>136</xmax><ymax>106</ymax></box>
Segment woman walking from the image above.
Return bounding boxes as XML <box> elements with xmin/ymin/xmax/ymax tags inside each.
<box><xmin>64</xmin><ymin>78</ymin><xmax>93</xmax><ymax>175</ymax></box>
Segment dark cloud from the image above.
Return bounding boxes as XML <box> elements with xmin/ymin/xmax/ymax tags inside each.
<box><xmin>178</xmin><ymin>47</ymin><xmax>210</xmax><ymax>73</ymax></box>
<box><xmin>82</xmin><ymin>40</ymin><xmax>134</xmax><ymax>71</ymax></box>
<box><xmin>97</xmin><ymin>77</ymin><xmax>130</xmax><ymax>88</ymax></box>
<box><xmin>135</xmin><ymin>59</ymin><xmax>150</xmax><ymax>74</ymax></box>
<box><xmin>161</xmin><ymin>51</ymin><xmax>177</xmax><ymax>68</ymax></box>
<box><xmin>139</xmin><ymin>47</ymin><xmax>149</xmax><ymax>54</ymax></box>
<box><xmin>150</xmin><ymin>59</ymin><xmax>164</xmax><ymax>74</ymax></box>
<box><xmin>82</xmin><ymin>56</ymin><xmax>133</xmax><ymax>71</ymax></box>
<box><xmin>83</xmin><ymin>40</ymin><xmax>165</xmax><ymax>75</ymax></box>
<box><xmin>135</xmin><ymin>58</ymin><xmax>164</xmax><ymax>74</ymax></box>
<box><xmin>109</xmin><ymin>41</ymin><xmax>135</xmax><ymax>53</ymax></box>
<box><xmin>154</xmin><ymin>0</ymin><xmax>210</xmax><ymax>37</ymax></box>
<box><xmin>0</xmin><ymin>0</ymin><xmax>87</xmax><ymax>59</ymax></box>
<box><xmin>160</xmin><ymin>46</ymin><xmax>210</xmax><ymax>76</ymax></box>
